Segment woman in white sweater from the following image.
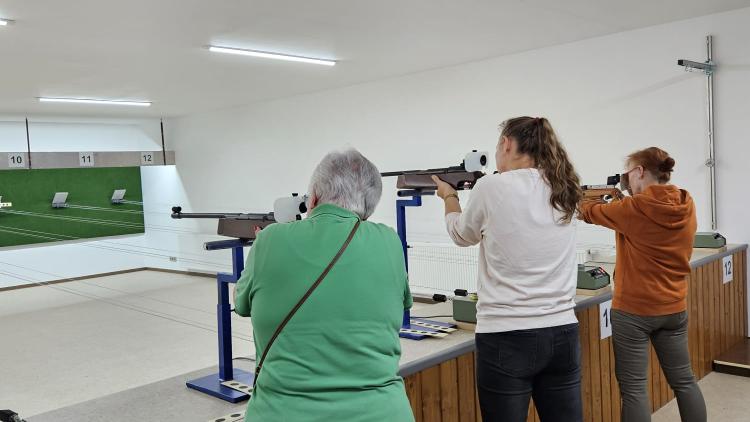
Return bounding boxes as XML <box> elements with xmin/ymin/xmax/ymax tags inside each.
<box><xmin>432</xmin><ymin>117</ymin><xmax>583</xmax><ymax>422</ymax></box>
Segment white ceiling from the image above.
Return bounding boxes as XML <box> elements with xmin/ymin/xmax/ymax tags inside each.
<box><xmin>1</xmin><ymin>0</ymin><xmax>748</xmax><ymax>118</ymax></box>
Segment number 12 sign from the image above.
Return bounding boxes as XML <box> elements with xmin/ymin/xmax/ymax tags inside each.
<box><xmin>723</xmin><ymin>255</ymin><xmax>733</xmax><ymax>284</ymax></box>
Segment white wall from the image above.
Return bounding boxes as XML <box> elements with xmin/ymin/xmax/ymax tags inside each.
<box><xmin>166</xmin><ymin>8</ymin><xmax>750</xmax><ymax>266</ymax></box>
<box><xmin>164</xmin><ymin>7</ymin><xmax>750</xmax><ymax>329</ymax></box>
<box><xmin>138</xmin><ymin>164</ymin><xmax>235</xmax><ymax>274</ymax></box>
<box><xmin>0</xmin><ymin>116</ymin><xmax>172</xmax><ymax>288</ymax></box>
<box><xmin>0</xmin><ymin>116</ymin><xmax>162</xmax><ymax>152</ymax></box>
<box><xmin>3</xmin><ymin>8</ymin><xmax>749</xmax><ymax>294</ymax></box>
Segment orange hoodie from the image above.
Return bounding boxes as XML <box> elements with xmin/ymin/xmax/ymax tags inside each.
<box><xmin>579</xmin><ymin>184</ymin><xmax>697</xmax><ymax>316</ymax></box>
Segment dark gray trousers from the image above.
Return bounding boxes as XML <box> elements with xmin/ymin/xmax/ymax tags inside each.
<box><xmin>611</xmin><ymin>309</ymin><xmax>707</xmax><ymax>422</ymax></box>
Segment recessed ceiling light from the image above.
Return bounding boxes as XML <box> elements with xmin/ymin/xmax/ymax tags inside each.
<box><xmin>208</xmin><ymin>45</ymin><xmax>336</xmax><ymax>67</ymax></box>
<box><xmin>0</xmin><ymin>19</ymin><xmax>14</xmax><ymax>26</ymax></box>
<box><xmin>38</xmin><ymin>97</ymin><xmax>152</xmax><ymax>107</ymax></box>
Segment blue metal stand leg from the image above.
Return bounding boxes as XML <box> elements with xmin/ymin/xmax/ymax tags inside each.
<box><xmin>186</xmin><ymin>245</ymin><xmax>255</xmax><ymax>402</ymax></box>
<box><xmin>396</xmin><ymin>196</ymin><xmax>422</xmax><ymax>271</ymax></box>
<box><xmin>395</xmin><ymin>193</ymin><xmax>458</xmax><ymax>341</ymax></box>
<box><xmin>397</xmin><ymin>196</ymin><xmax>431</xmax><ymax>340</ymax></box>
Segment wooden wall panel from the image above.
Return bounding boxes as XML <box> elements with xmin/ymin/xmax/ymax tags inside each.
<box><xmin>693</xmin><ymin>266</ymin><xmax>702</xmax><ymax>378</ymax></box>
<box><xmin>696</xmin><ymin>266</ymin><xmax>704</xmax><ymax>378</ymax></box>
<box><xmin>457</xmin><ymin>353</ymin><xmax>476</xmax><ymax>422</ymax></box>
<box><xmin>743</xmin><ymin>252</ymin><xmax>747</xmax><ymax>338</ymax></box>
<box><xmin>580</xmin><ymin>307</ymin><xmax>592</xmax><ymax>422</ymax></box>
<box><xmin>403</xmin><ymin>250</ymin><xmax>747</xmax><ymax>422</ymax></box>
<box><xmin>589</xmin><ymin>308</ymin><xmax>603</xmax><ymax>422</ymax></box>
<box><xmin>405</xmin><ymin>373</ymin><xmax>423</xmax><ymax>422</ymax></box>
<box><xmin>421</xmin><ymin>366</ymin><xmax>442</xmax><ymax>422</ymax></box>
<box><xmin>439</xmin><ymin>360</ymin><xmax>459</xmax><ymax>422</ymax></box>
<box><xmin>600</xmin><ymin>336</ymin><xmax>612</xmax><ymax>422</ymax></box>
<box><xmin>722</xmin><ymin>260</ymin><xmax>729</xmax><ymax>353</ymax></box>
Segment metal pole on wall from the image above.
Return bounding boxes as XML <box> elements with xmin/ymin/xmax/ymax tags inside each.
<box><xmin>706</xmin><ymin>35</ymin><xmax>717</xmax><ymax>231</ymax></box>
<box><xmin>160</xmin><ymin>119</ymin><xmax>167</xmax><ymax>165</ymax></box>
<box><xmin>25</xmin><ymin>117</ymin><xmax>32</xmax><ymax>169</ymax></box>
<box><xmin>677</xmin><ymin>35</ymin><xmax>717</xmax><ymax>230</ymax></box>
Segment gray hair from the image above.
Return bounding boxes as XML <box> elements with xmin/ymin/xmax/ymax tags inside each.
<box><xmin>307</xmin><ymin>148</ymin><xmax>383</xmax><ymax>220</ymax></box>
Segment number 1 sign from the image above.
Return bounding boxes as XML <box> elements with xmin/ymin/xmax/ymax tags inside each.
<box><xmin>600</xmin><ymin>299</ymin><xmax>613</xmax><ymax>339</ymax></box>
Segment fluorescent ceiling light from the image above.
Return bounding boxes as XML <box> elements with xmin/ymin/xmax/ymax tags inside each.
<box><xmin>0</xmin><ymin>19</ymin><xmax>13</xmax><ymax>26</ymax></box>
<box><xmin>208</xmin><ymin>45</ymin><xmax>336</xmax><ymax>66</ymax></box>
<box><xmin>38</xmin><ymin>97</ymin><xmax>152</xmax><ymax>107</ymax></box>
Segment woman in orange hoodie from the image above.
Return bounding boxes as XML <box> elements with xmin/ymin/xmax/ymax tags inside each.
<box><xmin>579</xmin><ymin>147</ymin><xmax>706</xmax><ymax>422</ymax></box>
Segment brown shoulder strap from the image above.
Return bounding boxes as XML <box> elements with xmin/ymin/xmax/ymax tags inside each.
<box><xmin>252</xmin><ymin>219</ymin><xmax>361</xmax><ymax>389</ymax></box>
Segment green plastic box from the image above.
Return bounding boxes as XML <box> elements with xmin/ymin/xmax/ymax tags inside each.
<box><xmin>694</xmin><ymin>232</ymin><xmax>726</xmax><ymax>248</ymax></box>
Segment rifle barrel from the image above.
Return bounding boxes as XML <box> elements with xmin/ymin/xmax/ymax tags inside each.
<box><xmin>171</xmin><ymin>211</ymin><xmax>274</xmax><ymax>220</ymax></box>
<box><xmin>381</xmin><ymin>165</ymin><xmax>466</xmax><ymax>177</ymax></box>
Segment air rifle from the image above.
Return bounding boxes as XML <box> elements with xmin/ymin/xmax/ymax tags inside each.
<box><xmin>381</xmin><ymin>151</ymin><xmax>489</xmax><ymax>191</ymax></box>
<box><xmin>171</xmin><ymin>194</ymin><xmax>308</xmax><ymax>241</ymax></box>
<box><xmin>581</xmin><ymin>174</ymin><xmax>624</xmax><ymax>203</ymax></box>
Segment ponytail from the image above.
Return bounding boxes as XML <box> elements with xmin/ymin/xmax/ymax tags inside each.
<box><xmin>500</xmin><ymin>117</ymin><xmax>582</xmax><ymax>223</ymax></box>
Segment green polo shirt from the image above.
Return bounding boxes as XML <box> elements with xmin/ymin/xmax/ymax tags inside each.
<box><xmin>234</xmin><ymin>203</ymin><xmax>414</xmax><ymax>422</ymax></box>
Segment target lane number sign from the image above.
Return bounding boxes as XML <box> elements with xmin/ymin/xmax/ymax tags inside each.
<box><xmin>79</xmin><ymin>152</ymin><xmax>95</xmax><ymax>167</ymax></box>
<box><xmin>600</xmin><ymin>299</ymin><xmax>613</xmax><ymax>339</ymax></box>
<box><xmin>8</xmin><ymin>153</ymin><xmax>26</xmax><ymax>168</ymax></box>
<box><xmin>723</xmin><ymin>254</ymin><xmax>733</xmax><ymax>284</ymax></box>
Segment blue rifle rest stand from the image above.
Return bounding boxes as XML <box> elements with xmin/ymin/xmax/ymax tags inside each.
<box><xmin>186</xmin><ymin>238</ymin><xmax>255</xmax><ymax>402</ymax></box>
<box><xmin>187</xmin><ymin>191</ymin><xmax>455</xmax><ymax>402</ymax></box>
<box><xmin>396</xmin><ymin>190</ymin><xmax>457</xmax><ymax>340</ymax></box>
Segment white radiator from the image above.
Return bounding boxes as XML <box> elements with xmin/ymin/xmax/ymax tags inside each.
<box><xmin>407</xmin><ymin>243</ymin><xmax>479</xmax><ymax>295</ymax></box>
<box><xmin>406</xmin><ymin>242</ymin><xmax>613</xmax><ymax>295</ymax></box>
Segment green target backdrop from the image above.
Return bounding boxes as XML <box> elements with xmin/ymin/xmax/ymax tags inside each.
<box><xmin>0</xmin><ymin>167</ymin><xmax>144</xmax><ymax>247</ymax></box>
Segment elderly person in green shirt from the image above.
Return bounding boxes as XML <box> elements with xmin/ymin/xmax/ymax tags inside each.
<box><xmin>233</xmin><ymin>148</ymin><xmax>415</xmax><ymax>422</ymax></box>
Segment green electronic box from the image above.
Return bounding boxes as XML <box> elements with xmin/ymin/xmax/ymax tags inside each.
<box><xmin>694</xmin><ymin>232</ymin><xmax>726</xmax><ymax>248</ymax></box>
<box><xmin>577</xmin><ymin>265</ymin><xmax>611</xmax><ymax>290</ymax></box>
<box><xmin>452</xmin><ymin>294</ymin><xmax>478</xmax><ymax>324</ymax></box>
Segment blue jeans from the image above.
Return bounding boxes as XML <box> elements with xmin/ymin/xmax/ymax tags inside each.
<box><xmin>476</xmin><ymin>323</ymin><xmax>583</xmax><ymax>422</ymax></box>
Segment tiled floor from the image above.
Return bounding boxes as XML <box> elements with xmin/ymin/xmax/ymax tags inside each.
<box><xmin>652</xmin><ymin>371</ymin><xmax>750</xmax><ymax>421</ymax></box>
<box><xmin>0</xmin><ymin>270</ymin><xmax>254</xmax><ymax>417</ymax></box>
<box><xmin>2</xmin><ymin>270</ymin><xmax>747</xmax><ymax>421</ymax></box>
